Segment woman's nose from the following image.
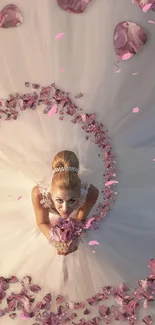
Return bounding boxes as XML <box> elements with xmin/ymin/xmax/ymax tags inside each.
<box><xmin>62</xmin><ymin>202</ymin><xmax>69</xmax><ymax>212</ymax></box>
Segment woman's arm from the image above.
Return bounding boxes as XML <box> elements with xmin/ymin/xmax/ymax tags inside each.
<box><xmin>76</xmin><ymin>184</ymin><xmax>99</xmax><ymax>222</ymax></box>
<box><xmin>31</xmin><ymin>186</ymin><xmax>51</xmax><ymax>238</ymax></box>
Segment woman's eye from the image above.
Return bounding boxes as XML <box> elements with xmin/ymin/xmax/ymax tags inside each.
<box><xmin>57</xmin><ymin>199</ymin><xmax>63</xmax><ymax>203</ymax></box>
<box><xmin>56</xmin><ymin>199</ymin><xmax>76</xmax><ymax>204</ymax></box>
<box><xmin>70</xmin><ymin>200</ymin><xmax>76</xmax><ymax>203</ymax></box>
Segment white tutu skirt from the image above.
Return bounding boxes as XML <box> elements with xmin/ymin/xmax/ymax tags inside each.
<box><xmin>0</xmin><ymin>108</ymin><xmax>155</xmax><ymax>325</ymax></box>
<box><xmin>0</xmin><ymin>0</ymin><xmax>155</xmax><ymax>324</ymax></box>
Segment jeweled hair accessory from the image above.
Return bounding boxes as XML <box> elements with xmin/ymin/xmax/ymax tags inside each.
<box><xmin>53</xmin><ymin>166</ymin><xmax>78</xmax><ymax>174</ymax></box>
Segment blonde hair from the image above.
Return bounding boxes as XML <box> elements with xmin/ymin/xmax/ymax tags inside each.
<box><xmin>51</xmin><ymin>150</ymin><xmax>81</xmax><ymax>191</ymax></box>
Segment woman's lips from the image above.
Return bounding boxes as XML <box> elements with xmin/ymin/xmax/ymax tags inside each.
<box><xmin>61</xmin><ymin>212</ymin><xmax>70</xmax><ymax>217</ymax></box>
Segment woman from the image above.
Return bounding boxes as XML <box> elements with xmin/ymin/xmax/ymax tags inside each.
<box><xmin>0</xmin><ymin>0</ymin><xmax>155</xmax><ymax>324</ymax></box>
<box><xmin>32</xmin><ymin>150</ymin><xmax>99</xmax><ymax>255</ymax></box>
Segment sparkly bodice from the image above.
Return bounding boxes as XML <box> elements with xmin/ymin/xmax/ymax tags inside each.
<box><xmin>38</xmin><ymin>182</ymin><xmax>90</xmax><ymax>221</ymax></box>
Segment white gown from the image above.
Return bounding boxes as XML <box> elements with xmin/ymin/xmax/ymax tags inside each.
<box><xmin>0</xmin><ymin>0</ymin><xmax>155</xmax><ymax>324</ymax></box>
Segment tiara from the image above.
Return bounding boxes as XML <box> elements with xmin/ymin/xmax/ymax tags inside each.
<box><xmin>53</xmin><ymin>167</ymin><xmax>78</xmax><ymax>174</ymax></box>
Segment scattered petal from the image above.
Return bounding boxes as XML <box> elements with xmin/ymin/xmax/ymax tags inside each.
<box><xmin>143</xmin><ymin>3</ymin><xmax>152</xmax><ymax>12</ymax></box>
<box><xmin>135</xmin><ymin>0</ymin><xmax>155</xmax><ymax>12</ymax></box>
<box><xmin>148</xmin><ymin>20</ymin><xmax>155</xmax><ymax>24</ymax></box>
<box><xmin>57</xmin><ymin>0</ymin><xmax>92</xmax><ymax>13</ymax></box>
<box><xmin>133</xmin><ymin>107</ymin><xmax>140</xmax><ymax>113</ymax></box>
<box><xmin>89</xmin><ymin>240</ymin><xmax>99</xmax><ymax>246</ymax></box>
<box><xmin>55</xmin><ymin>32</ymin><xmax>64</xmax><ymax>40</ymax></box>
<box><xmin>19</xmin><ymin>314</ymin><xmax>31</xmax><ymax>319</ymax></box>
<box><xmin>30</xmin><ymin>285</ymin><xmax>41</xmax><ymax>293</ymax></box>
<box><xmin>115</xmin><ymin>69</ymin><xmax>121</xmax><ymax>73</ymax></box>
<box><xmin>81</xmin><ymin>114</ymin><xmax>87</xmax><ymax>122</ymax></box>
<box><xmin>17</xmin><ymin>196</ymin><xmax>23</xmax><ymax>200</ymax></box>
<box><xmin>133</xmin><ymin>72</ymin><xmax>138</xmax><ymax>75</ymax></box>
<box><xmin>0</xmin><ymin>4</ymin><xmax>23</xmax><ymax>28</ymax></box>
<box><xmin>75</xmin><ymin>93</ymin><xmax>83</xmax><ymax>98</ymax></box>
<box><xmin>122</xmin><ymin>52</ymin><xmax>133</xmax><ymax>60</ymax></box>
<box><xmin>61</xmin><ymin>68</ymin><xmax>65</xmax><ymax>72</ymax></box>
<box><xmin>48</xmin><ymin>104</ymin><xmax>58</xmax><ymax>117</ymax></box>
<box><xmin>142</xmin><ymin>315</ymin><xmax>153</xmax><ymax>324</ymax></box>
<box><xmin>113</xmin><ymin>21</ymin><xmax>147</xmax><ymax>61</ymax></box>
<box><xmin>85</xmin><ymin>218</ymin><xmax>95</xmax><ymax>229</ymax></box>
<box><xmin>105</xmin><ymin>180</ymin><xmax>118</xmax><ymax>186</ymax></box>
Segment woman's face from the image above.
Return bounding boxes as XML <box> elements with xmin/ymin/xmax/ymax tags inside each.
<box><xmin>52</xmin><ymin>187</ymin><xmax>80</xmax><ymax>217</ymax></box>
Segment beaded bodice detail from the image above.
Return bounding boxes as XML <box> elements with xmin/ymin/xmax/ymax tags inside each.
<box><xmin>38</xmin><ymin>182</ymin><xmax>90</xmax><ymax>213</ymax></box>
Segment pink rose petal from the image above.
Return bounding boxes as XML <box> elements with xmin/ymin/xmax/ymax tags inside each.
<box><xmin>133</xmin><ymin>107</ymin><xmax>139</xmax><ymax>113</ymax></box>
<box><xmin>0</xmin><ymin>4</ymin><xmax>23</xmax><ymax>28</ymax></box>
<box><xmin>48</xmin><ymin>105</ymin><xmax>58</xmax><ymax>117</ymax></box>
<box><xmin>81</xmin><ymin>114</ymin><xmax>87</xmax><ymax>122</ymax></box>
<box><xmin>85</xmin><ymin>217</ymin><xmax>95</xmax><ymax>229</ymax></box>
<box><xmin>153</xmin><ymin>159</ymin><xmax>155</xmax><ymax>161</ymax></box>
<box><xmin>122</xmin><ymin>53</ymin><xmax>133</xmax><ymax>60</ymax></box>
<box><xmin>142</xmin><ymin>3</ymin><xmax>152</xmax><ymax>12</ymax></box>
<box><xmin>148</xmin><ymin>20</ymin><xmax>155</xmax><ymax>24</ymax></box>
<box><xmin>61</xmin><ymin>68</ymin><xmax>65</xmax><ymax>72</ymax></box>
<box><xmin>113</xmin><ymin>21</ymin><xmax>147</xmax><ymax>61</ymax></box>
<box><xmin>135</xmin><ymin>0</ymin><xmax>155</xmax><ymax>12</ymax></box>
<box><xmin>57</xmin><ymin>0</ymin><xmax>92</xmax><ymax>13</ymax></box>
<box><xmin>105</xmin><ymin>180</ymin><xmax>118</xmax><ymax>186</ymax></box>
<box><xmin>19</xmin><ymin>314</ymin><xmax>31</xmax><ymax>319</ymax></box>
<box><xmin>17</xmin><ymin>196</ymin><xmax>23</xmax><ymax>200</ymax></box>
<box><xmin>55</xmin><ymin>32</ymin><xmax>64</xmax><ymax>40</ymax></box>
<box><xmin>133</xmin><ymin>72</ymin><xmax>138</xmax><ymax>75</ymax></box>
<box><xmin>89</xmin><ymin>241</ymin><xmax>99</xmax><ymax>246</ymax></box>
<box><xmin>115</xmin><ymin>69</ymin><xmax>121</xmax><ymax>73</ymax></box>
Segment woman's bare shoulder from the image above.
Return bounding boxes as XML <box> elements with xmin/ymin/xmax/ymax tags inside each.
<box><xmin>31</xmin><ymin>185</ymin><xmax>42</xmax><ymax>207</ymax></box>
<box><xmin>32</xmin><ymin>185</ymin><xmax>41</xmax><ymax>198</ymax></box>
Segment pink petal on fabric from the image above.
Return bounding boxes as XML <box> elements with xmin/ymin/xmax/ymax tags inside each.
<box><xmin>48</xmin><ymin>105</ymin><xmax>58</xmax><ymax>117</ymax></box>
<box><xmin>113</xmin><ymin>21</ymin><xmax>147</xmax><ymax>61</ymax></box>
<box><xmin>133</xmin><ymin>107</ymin><xmax>139</xmax><ymax>113</ymax></box>
<box><xmin>57</xmin><ymin>0</ymin><xmax>92</xmax><ymax>14</ymax></box>
<box><xmin>153</xmin><ymin>159</ymin><xmax>155</xmax><ymax>161</ymax></box>
<box><xmin>148</xmin><ymin>20</ymin><xmax>155</xmax><ymax>24</ymax></box>
<box><xmin>85</xmin><ymin>218</ymin><xmax>95</xmax><ymax>229</ymax></box>
<box><xmin>133</xmin><ymin>72</ymin><xmax>138</xmax><ymax>75</ymax></box>
<box><xmin>122</xmin><ymin>52</ymin><xmax>133</xmax><ymax>60</ymax></box>
<box><xmin>89</xmin><ymin>241</ymin><xmax>99</xmax><ymax>246</ymax></box>
<box><xmin>61</xmin><ymin>68</ymin><xmax>65</xmax><ymax>72</ymax></box>
<box><xmin>143</xmin><ymin>3</ymin><xmax>152</xmax><ymax>11</ymax></box>
<box><xmin>135</xmin><ymin>0</ymin><xmax>155</xmax><ymax>12</ymax></box>
<box><xmin>19</xmin><ymin>314</ymin><xmax>31</xmax><ymax>319</ymax></box>
<box><xmin>75</xmin><ymin>93</ymin><xmax>83</xmax><ymax>98</ymax></box>
<box><xmin>55</xmin><ymin>32</ymin><xmax>64</xmax><ymax>40</ymax></box>
<box><xmin>17</xmin><ymin>196</ymin><xmax>23</xmax><ymax>200</ymax></box>
<box><xmin>30</xmin><ymin>285</ymin><xmax>41</xmax><ymax>293</ymax></box>
<box><xmin>0</xmin><ymin>4</ymin><xmax>23</xmax><ymax>28</ymax></box>
<box><xmin>92</xmin><ymin>250</ymin><xmax>96</xmax><ymax>253</ymax></box>
<box><xmin>115</xmin><ymin>69</ymin><xmax>121</xmax><ymax>73</ymax></box>
<box><xmin>148</xmin><ymin>258</ymin><xmax>155</xmax><ymax>274</ymax></box>
<box><xmin>81</xmin><ymin>114</ymin><xmax>87</xmax><ymax>122</ymax></box>
<box><xmin>105</xmin><ymin>180</ymin><xmax>118</xmax><ymax>186</ymax></box>
<box><xmin>142</xmin><ymin>315</ymin><xmax>153</xmax><ymax>324</ymax></box>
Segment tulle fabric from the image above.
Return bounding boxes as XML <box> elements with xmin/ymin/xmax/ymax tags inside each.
<box><xmin>0</xmin><ymin>0</ymin><xmax>155</xmax><ymax>324</ymax></box>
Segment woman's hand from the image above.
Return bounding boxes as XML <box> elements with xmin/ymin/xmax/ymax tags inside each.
<box><xmin>57</xmin><ymin>245</ymin><xmax>78</xmax><ymax>256</ymax></box>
